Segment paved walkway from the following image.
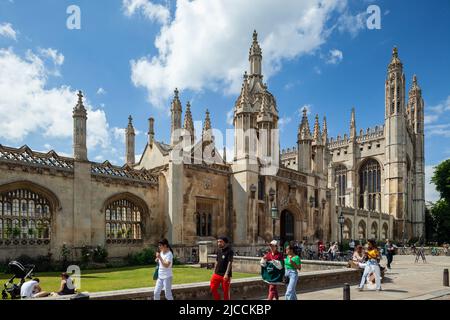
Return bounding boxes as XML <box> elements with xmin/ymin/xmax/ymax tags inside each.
<box><xmin>281</xmin><ymin>255</ymin><xmax>450</xmax><ymax>300</ymax></box>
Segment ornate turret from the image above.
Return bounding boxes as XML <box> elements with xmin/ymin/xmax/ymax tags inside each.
<box><xmin>297</xmin><ymin>108</ymin><xmax>312</xmax><ymax>173</ymax></box>
<box><xmin>202</xmin><ymin>109</ymin><xmax>213</xmax><ymax>143</ymax></box>
<box><xmin>298</xmin><ymin>108</ymin><xmax>312</xmax><ymax>141</ymax></box>
<box><xmin>125</xmin><ymin>115</ymin><xmax>135</xmax><ymax>165</ymax></box>
<box><xmin>322</xmin><ymin>116</ymin><xmax>328</xmax><ymax>145</ymax></box>
<box><xmin>249</xmin><ymin>30</ymin><xmax>262</xmax><ymax>78</ymax></box>
<box><xmin>184</xmin><ymin>101</ymin><xmax>195</xmax><ymax>145</ymax></box>
<box><xmin>313</xmin><ymin>114</ymin><xmax>322</xmax><ymax>145</ymax></box>
<box><xmin>148</xmin><ymin>117</ymin><xmax>155</xmax><ymax>147</ymax></box>
<box><xmin>73</xmin><ymin>90</ymin><xmax>88</xmax><ymax>161</ymax></box>
<box><xmin>170</xmin><ymin>88</ymin><xmax>182</xmax><ymax>145</ymax></box>
<box><xmin>407</xmin><ymin>75</ymin><xmax>424</xmax><ymax>134</ymax></box>
<box><xmin>385</xmin><ymin>47</ymin><xmax>406</xmax><ymax>117</ymax></box>
<box><xmin>350</xmin><ymin>108</ymin><xmax>356</xmax><ymax>140</ymax></box>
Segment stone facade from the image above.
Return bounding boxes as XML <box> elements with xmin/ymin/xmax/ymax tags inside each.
<box><xmin>0</xmin><ymin>32</ymin><xmax>422</xmax><ymax>261</ymax></box>
<box><xmin>281</xmin><ymin>47</ymin><xmax>425</xmax><ymax>242</ymax></box>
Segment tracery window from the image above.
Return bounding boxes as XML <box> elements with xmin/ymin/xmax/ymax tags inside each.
<box><xmin>196</xmin><ymin>202</ymin><xmax>213</xmax><ymax>237</ymax></box>
<box><xmin>0</xmin><ymin>189</ymin><xmax>51</xmax><ymax>242</ymax></box>
<box><xmin>359</xmin><ymin>159</ymin><xmax>381</xmax><ymax>211</ymax></box>
<box><xmin>105</xmin><ymin>199</ymin><xmax>142</xmax><ymax>240</ymax></box>
<box><xmin>335</xmin><ymin>165</ymin><xmax>347</xmax><ymax>206</ymax></box>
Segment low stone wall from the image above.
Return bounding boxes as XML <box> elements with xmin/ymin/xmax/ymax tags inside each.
<box><xmin>207</xmin><ymin>255</ymin><xmax>348</xmax><ymax>274</ymax></box>
<box><xmin>44</xmin><ymin>268</ymin><xmax>362</xmax><ymax>300</ymax></box>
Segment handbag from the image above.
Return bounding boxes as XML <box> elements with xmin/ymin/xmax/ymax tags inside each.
<box><xmin>153</xmin><ymin>264</ymin><xmax>159</xmax><ymax>280</ymax></box>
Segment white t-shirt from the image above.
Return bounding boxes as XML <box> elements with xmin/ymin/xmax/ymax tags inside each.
<box><xmin>20</xmin><ymin>280</ymin><xmax>38</xmax><ymax>298</ymax></box>
<box><xmin>158</xmin><ymin>251</ymin><xmax>173</xmax><ymax>279</ymax></box>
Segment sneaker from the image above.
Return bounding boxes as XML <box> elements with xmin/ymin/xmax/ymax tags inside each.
<box><xmin>357</xmin><ymin>287</ymin><xmax>364</xmax><ymax>292</ymax></box>
<box><xmin>376</xmin><ymin>288</ymin><xmax>382</xmax><ymax>291</ymax></box>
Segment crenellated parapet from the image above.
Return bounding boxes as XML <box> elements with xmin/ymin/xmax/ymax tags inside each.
<box><xmin>328</xmin><ymin>125</ymin><xmax>384</xmax><ymax>149</ymax></box>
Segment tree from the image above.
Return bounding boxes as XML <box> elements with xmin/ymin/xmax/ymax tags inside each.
<box><xmin>430</xmin><ymin>159</ymin><xmax>450</xmax><ymax>243</ymax></box>
<box><xmin>431</xmin><ymin>159</ymin><xmax>450</xmax><ymax>201</ymax></box>
<box><xmin>431</xmin><ymin>199</ymin><xmax>450</xmax><ymax>244</ymax></box>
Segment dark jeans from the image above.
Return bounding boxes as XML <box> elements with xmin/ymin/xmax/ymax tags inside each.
<box><xmin>386</xmin><ymin>253</ymin><xmax>393</xmax><ymax>268</ymax></box>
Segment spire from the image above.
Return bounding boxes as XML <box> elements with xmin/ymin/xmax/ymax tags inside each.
<box><xmin>148</xmin><ymin>117</ymin><xmax>155</xmax><ymax>146</ymax></box>
<box><xmin>127</xmin><ymin>115</ymin><xmax>135</xmax><ymax>134</ymax></box>
<box><xmin>260</xmin><ymin>92</ymin><xmax>270</xmax><ymax>114</ymax></box>
<box><xmin>409</xmin><ymin>74</ymin><xmax>421</xmax><ymax>94</ymax></box>
<box><xmin>322</xmin><ymin>116</ymin><xmax>328</xmax><ymax>145</ymax></box>
<box><xmin>350</xmin><ymin>108</ymin><xmax>356</xmax><ymax>139</ymax></box>
<box><xmin>76</xmin><ymin>90</ymin><xmax>85</xmax><ymax>110</ymax></box>
<box><xmin>126</xmin><ymin>115</ymin><xmax>135</xmax><ymax>165</ymax></box>
<box><xmin>202</xmin><ymin>109</ymin><xmax>213</xmax><ymax>142</ymax></box>
<box><xmin>237</xmin><ymin>72</ymin><xmax>251</xmax><ymax>111</ymax></box>
<box><xmin>313</xmin><ymin>114</ymin><xmax>322</xmax><ymax>143</ymax></box>
<box><xmin>388</xmin><ymin>46</ymin><xmax>403</xmax><ymax>71</ymax></box>
<box><xmin>223</xmin><ymin>146</ymin><xmax>227</xmax><ymax>163</ymax></box>
<box><xmin>73</xmin><ymin>90</ymin><xmax>88</xmax><ymax>161</ymax></box>
<box><xmin>249</xmin><ymin>30</ymin><xmax>262</xmax><ymax>77</ymax></box>
<box><xmin>170</xmin><ymin>88</ymin><xmax>182</xmax><ymax>145</ymax></box>
<box><xmin>171</xmin><ymin>88</ymin><xmax>182</xmax><ymax>112</ymax></box>
<box><xmin>183</xmin><ymin>101</ymin><xmax>195</xmax><ymax>144</ymax></box>
<box><xmin>298</xmin><ymin>108</ymin><xmax>312</xmax><ymax>141</ymax></box>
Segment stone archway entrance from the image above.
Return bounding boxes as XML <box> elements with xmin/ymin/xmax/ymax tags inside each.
<box><xmin>280</xmin><ymin>210</ymin><xmax>295</xmax><ymax>246</ymax></box>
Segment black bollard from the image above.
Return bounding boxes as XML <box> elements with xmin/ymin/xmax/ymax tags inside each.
<box><xmin>343</xmin><ymin>283</ymin><xmax>350</xmax><ymax>300</ymax></box>
<box><xmin>444</xmin><ymin>269</ymin><xmax>449</xmax><ymax>287</ymax></box>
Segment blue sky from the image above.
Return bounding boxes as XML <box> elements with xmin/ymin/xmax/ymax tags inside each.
<box><xmin>0</xmin><ymin>0</ymin><xmax>449</xmax><ymax>202</ymax></box>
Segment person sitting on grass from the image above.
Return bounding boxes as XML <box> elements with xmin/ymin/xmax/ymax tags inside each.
<box><xmin>20</xmin><ymin>278</ymin><xmax>50</xmax><ymax>299</ymax></box>
<box><xmin>56</xmin><ymin>272</ymin><xmax>76</xmax><ymax>295</ymax></box>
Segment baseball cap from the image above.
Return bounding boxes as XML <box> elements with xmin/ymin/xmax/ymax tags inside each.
<box><xmin>270</xmin><ymin>240</ymin><xmax>278</xmax><ymax>246</ymax></box>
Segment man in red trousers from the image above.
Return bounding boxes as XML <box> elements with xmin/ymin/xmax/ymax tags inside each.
<box><xmin>210</xmin><ymin>236</ymin><xmax>234</xmax><ymax>300</ymax></box>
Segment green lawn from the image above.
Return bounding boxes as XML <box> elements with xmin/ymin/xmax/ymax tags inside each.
<box><xmin>0</xmin><ymin>265</ymin><xmax>255</xmax><ymax>293</ymax></box>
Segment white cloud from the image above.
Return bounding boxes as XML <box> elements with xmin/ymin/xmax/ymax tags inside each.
<box><xmin>113</xmin><ymin>127</ymin><xmax>126</xmax><ymax>140</ymax></box>
<box><xmin>97</xmin><ymin>87</ymin><xmax>107</xmax><ymax>95</ymax></box>
<box><xmin>424</xmin><ymin>114</ymin><xmax>439</xmax><ymax>125</ymax></box>
<box><xmin>0</xmin><ymin>48</ymin><xmax>110</xmax><ymax>151</ymax></box>
<box><xmin>39</xmin><ymin>48</ymin><xmax>64</xmax><ymax>66</ymax></box>
<box><xmin>313</xmin><ymin>66</ymin><xmax>322</xmax><ymax>75</ymax></box>
<box><xmin>425</xmin><ymin>165</ymin><xmax>440</xmax><ymax>203</ymax></box>
<box><xmin>278</xmin><ymin>116</ymin><xmax>292</xmax><ymax>130</ymax></box>
<box><xmin>226</xmin><ymin>108</ymin><xmax>234</xmax><ymax>126</ymax></box>
<box><xmin>326</xmin><ymin>49</ymin><xmax>343</xmax><ymax>64</ymax></box>
<box><xmin>0</xmin><ymin>22</ymin><xmax>17</xmax><ymax>41</ymax></box>
<box><xmin>426</xmin><ymin>124</ymin><xmax>450</xmax><ymax>138</ymax></box>
<box><xmin>122</xmin><ymin>0</ymin><xmax>170</xmax><ymax>24</ymax></box>
<box><xmin>337</xmin><ymin>11</ymin><xmax>367</xmax><ymax>38</ymax></box>
<box><xmin>129</xmin><ymin>0</ymin><xmax>348</xmax><ymax>108</ymax></box>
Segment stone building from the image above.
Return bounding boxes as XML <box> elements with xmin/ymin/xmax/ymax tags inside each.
<box><xmin>0</xmin><ymin>31</ymin><xmax>423</xmax><ymax>261</ymax></box>
<box><xmin>281</xmin><ymin>47</ymin><xmax>425</xmax><ymax>242</ymax></box>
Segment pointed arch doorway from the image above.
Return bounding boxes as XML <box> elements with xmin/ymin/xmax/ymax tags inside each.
<box><xmin>280</xmin><ymin>210</ymin><xmax>295</xmax><ymax>246</ymax></box>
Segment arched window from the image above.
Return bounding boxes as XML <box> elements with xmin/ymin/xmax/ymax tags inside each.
<box><xmin>196</xmin><ymin>202</ymin><xmax>213</xmax><ymax>237</ymax></box>
<box><xmin>382</xmin><ymin>223</ymin><xmax>389</xmax><ymax>240</ymax></box>
<box><xmin>105</xmin><ymin>198</ymin><xmax>143</xmax><ymax>241</ymax></box>
<box><xmin>0</xmin><ymin>188</ymin><xmax>52</xmax><ymax>242</ymax></box>
<box><xmin>343</xmin><ymin>219</ymin><xmax>352</xmax><ymax>240</ymax></box>
<box><xmin>358</xmin><ymin>220</ymin><xmax>366</xmax><ymax>240</ymax></box>
<box><xmin>359</xmin><ymin>159</ymin><xmax>381</xmax><ymax>211</ymax></box>
<box><xmin>335</xmin><ymin>165</ymin><xmax>347</xmax><ymax>206</ymax></box>
<box><xmin>195</xmin><ymin>213</ymin><xmax>200</xmax><ymax>236</ymax></box>
<box><xmin>371</xmin><ymin>222</ymin><xmax>378</xmax><ymax>240</ymax></box>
